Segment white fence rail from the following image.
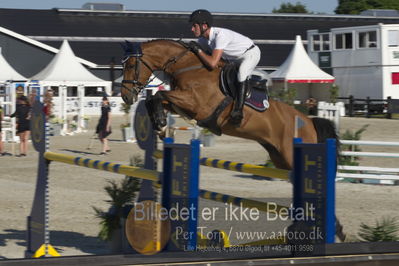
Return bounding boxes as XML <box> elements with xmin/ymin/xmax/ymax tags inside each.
<box><xmin>340</xmin><ymin>140</ymin><xmax>399</xmax><ymax>146</ymax></box>
<box><xmin>340</xmin><ymin>151</ymin><xmax>399</xmax><ymax>158</ymax></box>
<box><xmin>338</xmin><ymin>140</ymin><xmax>399</xmax><ymax>184</ymax></box>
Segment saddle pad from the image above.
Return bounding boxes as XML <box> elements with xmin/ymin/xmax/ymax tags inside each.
<box><xmin>245</xmin><ymin>89</ymin><xmax>269</xmax><ymax>112</ymax></box>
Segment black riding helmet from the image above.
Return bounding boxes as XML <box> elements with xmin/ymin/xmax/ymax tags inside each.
<box><xmin>189</xmin><ymin>9</ymin><xmax>213</xmax><ymax>27</ymax></box>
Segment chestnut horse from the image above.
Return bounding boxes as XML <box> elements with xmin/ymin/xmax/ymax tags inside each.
<box><xmin>121</xmin><ymin>39</ymin><xmax>338</xmax><ymax>170</ymax></box>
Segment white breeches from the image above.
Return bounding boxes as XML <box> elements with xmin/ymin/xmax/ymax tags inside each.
<box><xmin>236</xmin><ymin>45</ymin><xmax>261</xmax><ymax>82</ymax></box>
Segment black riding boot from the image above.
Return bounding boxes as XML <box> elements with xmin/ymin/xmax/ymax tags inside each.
<box><xmin>230</xmin><ymin>80</ymin><xmax>248</xmax><ymax>126</ymax></box>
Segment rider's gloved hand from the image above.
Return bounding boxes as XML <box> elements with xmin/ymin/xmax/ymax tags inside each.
<box><xmin>187</xmin><ymin>41</ymin><xmax>201</xmax><ymax>54</ymax></box>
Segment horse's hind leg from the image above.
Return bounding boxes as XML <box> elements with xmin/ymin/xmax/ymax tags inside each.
<box><xmin>145</xmin><ymin>93</ymin><xmax>167</xmax><ymax>131</ymax></box>
<box><xmin>259</xmin><ymin>142</ymin><xmax>291</xmax><ymax>170</ymax></box>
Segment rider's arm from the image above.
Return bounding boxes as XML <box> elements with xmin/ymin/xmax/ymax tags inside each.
<box><xmin>197</xmin><ymin>49</ymin><xmax>223</xmax><ymax>70</ymax></box>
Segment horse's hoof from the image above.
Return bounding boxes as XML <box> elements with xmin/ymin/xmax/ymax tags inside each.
<box><xmin>157</xmin><ymin>132</ymin><xmax>166</xmax><ymax>140</ymax></box>
<box><xmin>157</xmin><ymin>126</ymin><xmax>167</xmax><ymax>140</ymax></box>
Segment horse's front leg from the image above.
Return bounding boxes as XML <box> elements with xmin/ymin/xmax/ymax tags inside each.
<box><xmin>144</xmin><ymin>95</ymin><xmax>157</xmax><ymax>130</ymax></box>
<box><xmin>145</xmin><ymin>92</ymin><xmax>167</xmax><ymax>131</ymax></box>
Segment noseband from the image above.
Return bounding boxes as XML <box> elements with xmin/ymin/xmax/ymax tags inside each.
<box><xmin>121</xmin><ymin>42</ymin><xmax>191</xmax><ymax>96</ymax></box>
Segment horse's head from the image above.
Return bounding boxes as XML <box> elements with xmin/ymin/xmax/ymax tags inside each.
<box><xmin>121</xmin><ymin>39</ymin><xmax>201</xmax><ymax>104</ymax></box>
<box><xmin>121</xmin><ymin>41</ymin><xmax>154</xmax><ymax>105</ymax></box>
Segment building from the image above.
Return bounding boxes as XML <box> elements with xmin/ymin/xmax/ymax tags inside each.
<box><xmin>1</xmin><ymin>3</ymin><xmax>399</xmax><ymax>96</ymax></box>
<box><xmin>308</xmin><ymin>23</ymin><xmax>399</xmax><ymax>99</ymax></box>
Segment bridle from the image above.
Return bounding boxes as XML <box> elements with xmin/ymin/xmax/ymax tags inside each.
<box><xmin>121</xmin><ymin>43</ymin><xmax>154</xmax><ymax>96</ymax></box>
<box><xmin>121</xmin><ymin>41</ymin><xmax>191</xmax><ymax>96</ymax></box>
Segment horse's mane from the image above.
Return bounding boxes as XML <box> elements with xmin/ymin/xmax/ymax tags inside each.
<box><xmin>144</xmin><ymin>39</ymin><xmax>188</xmax><ymax>48</ymax></box>
<box><xmin>142</xmin><ymin>38</ymin><xmax>229</xmax><ymax>67</ymax></box>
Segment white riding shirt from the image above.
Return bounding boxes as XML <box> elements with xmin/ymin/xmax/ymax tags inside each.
<box><xmin>198</xmin><ymin>27</ymin><xmax>261</xmax><ymax>82</ymax></box>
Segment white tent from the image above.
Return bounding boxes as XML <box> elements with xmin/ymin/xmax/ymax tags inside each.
<box><xmin>30</xmin><ymin>40</ymin><xmax>111</xmax><ymax>91</ymax></box>
<box><xmin>270</xmin><ymin>35</ymin><xmax>335</xmax><ymax>101</ymax></box>
<box><xmin>29</xmin><ymin>40</ymin><xmax>112</xmax><ymax>134</ymax></box>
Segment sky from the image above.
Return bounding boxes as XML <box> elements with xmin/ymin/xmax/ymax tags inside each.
<box><xmin>1</xmin><ymin>0</ymin><xmax>339</xmax><ymax>14</ymax></box>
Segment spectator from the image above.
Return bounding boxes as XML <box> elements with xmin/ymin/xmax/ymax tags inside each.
<box><xmin>96</xmin><ymin>96</ymin><xmax>112</xmax><ymax>155</ymax></box>
<box><xmin>43</xmin><ymin>89</ymin><xmax>53</xmax><ymax>119</ymax></box>
<box><xmin>306</xmin><ymin>97</ymin><xmax>318</xmax><ymax>116</ymax></box>
<box><xmin>10</xmin><ymin>96</ymin><xmax>31</xmax><ymax>156</ymax></box>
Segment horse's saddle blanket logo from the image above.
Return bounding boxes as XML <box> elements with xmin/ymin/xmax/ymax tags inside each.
<box><xmin>220</xmin><ymin>64</ymin><xmax>269</xmax><ymax>112</ymax></box>
<box><xmin>245</xmin><ymin>88</ymin><xmax>269</xmax><ymax>111</ymax></box>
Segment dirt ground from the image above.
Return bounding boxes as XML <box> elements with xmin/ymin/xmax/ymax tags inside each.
<box><xmin>1</xmin><ymin>115</ymin><xmax>399</xmax><ymax>259</ymax></box>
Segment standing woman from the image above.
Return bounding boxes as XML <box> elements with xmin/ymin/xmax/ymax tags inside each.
<box><xmin>10</xmin><ymin>96</ymin><xmax>31</xmax><ymax>156</ymax></box>
<box><xmin>96</xmin><ymin>96</ymin><xmax>112</xmax><ymax>155</ymax></box>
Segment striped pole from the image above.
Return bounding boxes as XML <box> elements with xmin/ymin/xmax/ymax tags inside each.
<box><xmin>153</xmin><ymin>150</ymin><xmax>291</xmax><ymax>181</ymax></box>
<box><xmin>200</xmin><ymin>157</ymin><xmax>290</xmax><ymax>181</ymax></box>
<box><xmin>44</xmin><ymin>152</ymin><xmax>159</xmax><ymax>183</ymax></box>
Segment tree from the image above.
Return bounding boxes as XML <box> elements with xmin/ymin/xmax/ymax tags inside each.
<box><xmin>272</xmin><ymin>2</ymin><xmax>309</xmax><ymax>13</ymax></box>
<box><xmin>335</xmin><ymin>0</ymin><xmax>399</xmax><ymax>15</ymax></box>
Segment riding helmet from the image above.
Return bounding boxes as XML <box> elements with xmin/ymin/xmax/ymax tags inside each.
<box><xmin>189</xmin><ymin>9</ymin><xmax>213</xmax><ymax>26</ymax></box>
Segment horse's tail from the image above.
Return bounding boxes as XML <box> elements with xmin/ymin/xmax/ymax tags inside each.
<box><xmin>311</xmin><ymin>117</ymin><xmax>340</xmax><ymax>147</ymax></box>
<box><xmin>311</xmin><ymin>117</ymin><xmax>341</xmax><ymax>163</ymax></box>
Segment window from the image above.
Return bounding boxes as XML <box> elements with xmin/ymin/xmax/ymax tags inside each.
<box><xmin>358</xmin><ymin>31</ymin><xmax>377</xmax><ymax>48</ymax></box>
<box><xmin>322</xmin><ymin>34</ymin><xmax>330</xmax><ymax>51</ymax></box>
<box><xmin>67</xmin><ymin>87</ymin><xmax>77</xmax><ymax>97</ymax></box>
<box><xmin>311</xmin><ymin>33</ymin><xmax>330</xmax><ymax>51</ymax></box>
<box><xmin>312</xmin><ymin>34</ymin><xmax>320</xmax><ymax>51</ymax></box>
<box><xmin>393</xmin><ymin>73</ymin><xmax>399</xmax><ymax>85</ymax></box>
<box><xmin>388</xmin><ymin>30</ymin><xmax>399</xmax><ymax>47</ymax></box>
<box><xmin>334</xmin><ymin>32</ymin><xmax>353</xmax><ymax>50</ymax></box>
<box><xmin>85</xmin><ymin>86</ymin><xmax>106</xmax><ymax>96</ymax></box>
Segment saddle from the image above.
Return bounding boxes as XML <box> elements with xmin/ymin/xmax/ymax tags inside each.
<box><xmin>220</xmin><ymin>64</ymin><xmax>270</xmax><ymax>112</ymax></box>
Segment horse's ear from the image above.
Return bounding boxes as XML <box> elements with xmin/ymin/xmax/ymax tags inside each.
<box><xmin>120</xmin><ymin>42</ymin><xmax>125</xmax><ymax>50</ymax></box>
<box><xmin>121</xmin><ymin>41</ymin><xmax>142</xmax><ymax>57</ymax></box>
<box><xmin>121</xmin><ymin>40</ymin><xmax>134</xmax><ymax>53</ymax></box>
<box><xmin>120</xmin><ymin>41</ymin><xmax>128</xmax><ymax>52</ymax></box>
<box><xmin>132</xmin><ymin>42</ymin><xmax>142</xmax><ymax>56</ymax></box>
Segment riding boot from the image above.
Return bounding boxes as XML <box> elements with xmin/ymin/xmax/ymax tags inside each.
<box><xmin>230</xmin><ymin>80</ymin><xmax>248</xmax><ymax>126</ymax></box>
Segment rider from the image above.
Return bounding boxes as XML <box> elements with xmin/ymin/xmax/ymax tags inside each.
<box><xmin>188</xmin><ymin>9</ymin><xmax>261</xmax><ymax>126</ymax></box>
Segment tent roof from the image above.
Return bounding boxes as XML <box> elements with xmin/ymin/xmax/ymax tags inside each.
<box><xmin>30</xmin><ymin>40</ymin><xmax>109</xmax><ymax>86</ymax></box>
<box><xmin>0</xmin><ymin>49</ymin><xmax>27</xmax><ymax>82</ymax></box>
<box><xmin>270</xmin><ymin>35</ymin><xmax>334</xmax><ymax>83</ymax></box>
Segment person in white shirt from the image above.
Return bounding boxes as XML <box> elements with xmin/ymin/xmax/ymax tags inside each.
<box><xmin>188</xmin><ymin>9</ymin><xmax>261</xmax><ymax>126</ymax></box>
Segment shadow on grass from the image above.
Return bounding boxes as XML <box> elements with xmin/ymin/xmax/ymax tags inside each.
<box><xmin>59</xmin><ymin>149</ymin><xmax>100</xmax><ymax>156</ymax></box>
<box><xmin>230</xmin><ymin>173</ymin><xmax>282</xmax><ymax>181</ymax></box>
<box><xmin>0</xmin><ymin>229</ymin><xmax>109</xmax><ymax>256</ymax></box>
